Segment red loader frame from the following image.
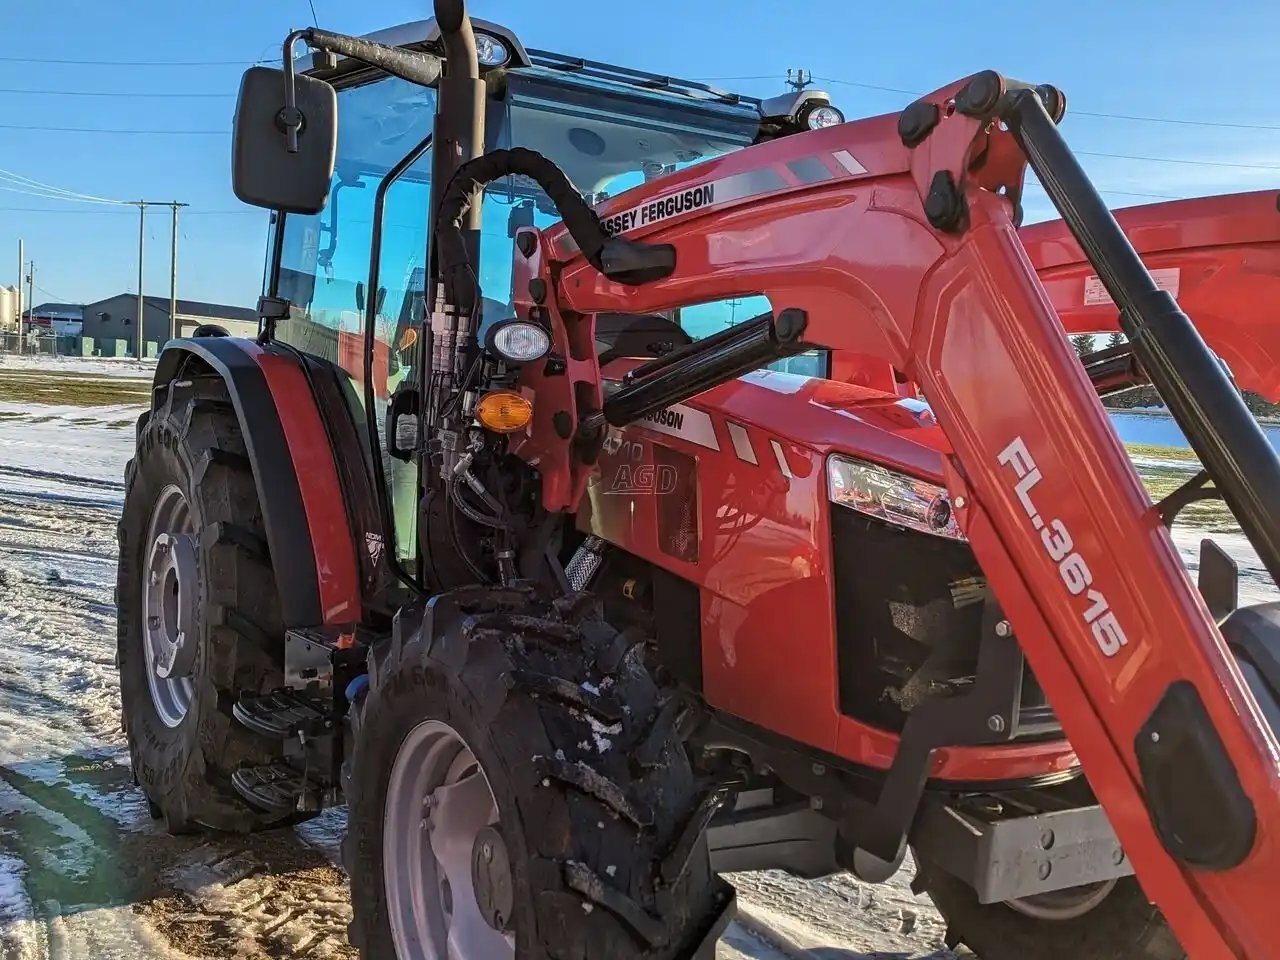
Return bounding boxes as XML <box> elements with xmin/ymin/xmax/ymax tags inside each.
<box><xmin>1026</xmin><ymin>189</ymin><xmax>1280</xmax><ymax>403</ymax></box>
<box><xmin>490</xmin><ymin>75</ymin><xmax>1280</xmax><ymax>958</ymax></box>
<box><xmin>830</xmin><ymin>190</ymin><xmax>1280</xmax><ymax>404</ymax></box>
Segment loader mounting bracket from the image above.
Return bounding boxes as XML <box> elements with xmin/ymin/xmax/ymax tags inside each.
<box><xmin>847</xmin><ymin>599</ymin><xmax>1029</xmax><ymax>881</ymax></box>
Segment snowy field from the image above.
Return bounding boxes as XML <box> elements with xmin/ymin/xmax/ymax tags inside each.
<box><xmin>0</xmin><ymin>357</ymin><xmax>1273</xmax><ymax>958</ymax></box>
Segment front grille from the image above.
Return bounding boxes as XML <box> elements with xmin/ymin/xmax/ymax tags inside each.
<box><xmin>832</xmin><ymin>507</ymin><xmax>1060</xmax><ymax>738</ymax></box>
<box><xmin>655</xmin><ymin>444</ymin><xmax>699</xmax><ymax>563</ymax></box>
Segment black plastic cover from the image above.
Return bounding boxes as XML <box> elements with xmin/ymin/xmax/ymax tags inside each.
<box><xmin>1135</xmin><ymin>680</ymin><xmax>1256</xmax><ymax>870</ymax></box>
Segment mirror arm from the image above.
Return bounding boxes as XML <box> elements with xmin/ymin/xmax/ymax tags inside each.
<box><xmin>280</xmin><ymin>30</ymin><xmax>311</xmax><ymax>154</ymax></box>
<box><xmin>276</xmin><ymin>28</ymin><xmax>445</xmax><ymax>155</ymax></box>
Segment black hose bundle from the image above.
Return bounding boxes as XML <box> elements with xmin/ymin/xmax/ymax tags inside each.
<box><xmin>432</xmin><ymin>146</ymin><xmax>676</xmax><ymax>315</ymax></box>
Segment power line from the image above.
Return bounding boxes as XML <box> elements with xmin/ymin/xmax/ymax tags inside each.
<box><xmin>0</xmin><ymin>121</ymin><xmax>226</xmax><ymax>135</ymax></box>
<box><xmin>0</xmin><ymin>206</ymin><xmax>257</xmax><ymax>215</ymax></box>
<box><xmin>804</xmin><ymin>75</ymin><xmax>1280</xmax><ymax>133</ymax></box>
<box><xmin>1070</xmin><ymin>110</ymin><xmax>1280</xmax><ymax>132</ymax></box>
<box><xmin>1075</xmin><ymin>150</ymin><xmax>1280</xmax><ymax>171</ymax></box>
<box><xmin>0</xmin><ymin>86</ymin><xmax>231</xmax><ymax>99</ymax></box>
<box><xmin>0</xmin><ymin>167</ymin><xmax>129</xmax><ymax>205</ymax></box>
<box><xmin>0</xmin><ymin>54</ymin><xmax>256</xmax><ymax>67</ymax></box>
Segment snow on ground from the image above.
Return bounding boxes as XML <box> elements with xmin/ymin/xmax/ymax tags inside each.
<box><xmin>0</xmin><ymin>366</ymin><xmax>1273</xmax><ymax>959</ymax></box>
<box><xmin>0</xmin><ymin>355</ymin><xmax>158</xmax><ymax>379</ymax></box>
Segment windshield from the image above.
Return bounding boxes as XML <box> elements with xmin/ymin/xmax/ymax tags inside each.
<box><xmin>475</xmin><ymin>69</ymin><xmax>760</xmax><ymax>320</ymax></box>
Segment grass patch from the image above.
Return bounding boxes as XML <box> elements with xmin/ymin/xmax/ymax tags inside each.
<box><xmin>0</xmin><ymin>370</ymin><xmax>150</xmax><ymax>407</ymax></box>
<box><xmin>1135</xmin><ymin>464</ymin><xmax>1237</xmax><ymax>532</ymax></box>
<box><xmin>1125</xmin><ymin>442</ymin><xmax>1199</xmax><ymax>463</ymax></box>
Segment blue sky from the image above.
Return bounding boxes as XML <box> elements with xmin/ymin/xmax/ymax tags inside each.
<box><xmin>2</xmin><ymin>0</ymin><xmax>1276</xmax><ymax>310</ymax></box>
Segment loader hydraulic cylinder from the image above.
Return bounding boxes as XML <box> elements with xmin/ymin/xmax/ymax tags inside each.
<box><xmin>599</xmin><ymin>308</ymin><xmax>808</xmax><ymax>428</ymax></box>
<box><xmin>1005</xmin><ymin>88</ymin><xmax>1280</xmax><ymax>585</ymax></box>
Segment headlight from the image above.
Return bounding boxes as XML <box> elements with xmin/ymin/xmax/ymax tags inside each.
<box><xmin>827</xmin><ymin>454</ymin><xmax>964</xmax><ymax>541</ymax></box>
<box><xmin>487</xmin><ymin>320</ymin><xmax>551</xmax><ymax>363</ymax></box>
<box><xmin>476</xmin><ymin>35</ymin><xmax>510</xmax><ymax>67</ymax></box>
<box><xmin>804</xmin><ymin>104</ymin><xmax>845</xmax><ymax>130</ymax></box>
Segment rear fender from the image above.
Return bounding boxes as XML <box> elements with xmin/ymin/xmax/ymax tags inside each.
<box><xmin>153</xmin><ymin>337</ymin><xmax>362</xmax><ymax>627</ymax></box>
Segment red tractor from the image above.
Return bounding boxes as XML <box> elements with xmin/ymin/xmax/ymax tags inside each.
<box><xmin>115</xmin><ymin>4</ymin><xmax>1280</xmax><ymax>958</ymax></box>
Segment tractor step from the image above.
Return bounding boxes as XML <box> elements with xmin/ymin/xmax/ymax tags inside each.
<box><xmin>233</xmin><ymin>689</ymin><xmax>333</xmax><ymax>740</ymax></box>
<box><xmin>231</xmin><ymin>762</ymin><xmax>308</xmax><ymax>814</ymax></box>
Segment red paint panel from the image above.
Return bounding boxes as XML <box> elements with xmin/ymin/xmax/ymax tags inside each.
<box><xmin>253</xmin><ymin>349</ymin><xmax>360</xmax><ymax>625</ymax></box>
<box><xmin>1022</xmin><ymin>189</ymin><xmax>1280</xmax><ymax>402</ymax></box>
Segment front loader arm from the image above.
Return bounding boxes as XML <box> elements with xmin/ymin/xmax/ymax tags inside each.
<box><xmin>1025</xmin><ymin>189</ymin><xmax>1280</xmax><ymax>403</ymax></box>
<box><xmin>512</xmin><ymin>74</ymin><xmax>1280</xmax><ymax>959</ymax></box>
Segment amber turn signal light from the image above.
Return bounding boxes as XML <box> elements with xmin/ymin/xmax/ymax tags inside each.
<box><xmin>475</xmin><ymin>391</ymin><xmax>533</xmax><ymax>433</ymax></box>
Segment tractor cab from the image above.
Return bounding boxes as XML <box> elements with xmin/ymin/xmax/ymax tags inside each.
<box><xmin>267</xmin><ymin>19</ymin><xmax>833</xmax><ymax>391</ymax></box>
<box><xmin>256</xmin><ymin>17</ymin><xmax>839</xmax><ymax>568</ymax></box>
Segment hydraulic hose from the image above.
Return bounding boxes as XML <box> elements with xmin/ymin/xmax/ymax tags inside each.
<box><xmin>432</xmin><ymin>148</ymin><xmax>676</xmax><ymax>316</ymax></box>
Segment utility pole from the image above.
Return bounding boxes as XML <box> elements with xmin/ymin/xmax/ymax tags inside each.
<box><xmin>26</xmin><ymin>261</ymin><xmax>34</xmax><ymax>353</ymax></box>
<box><xmin>136</xmin><ymin>201</ymin><xmax>146</xmax><ymax>359</ymax></box>
<box><xmin>15</xmin><ymin>238</ymin><xmax>23</xmax><ymax>344</ymax></box>
<box><xmin>169</xmin><ymin>201</ymin><xmax>188</xmax><ymax>344</ymax></box>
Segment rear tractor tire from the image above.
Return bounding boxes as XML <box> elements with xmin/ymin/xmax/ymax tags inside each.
<box><xmin>918</xmin><ymin>864</ymin><xmax>1184</xmax><ymax>960</ymax></box>
<box><xmin>342</xmin><ymin>586</ymin><xmax>733</xmax><ymax>959</ymax></box>
<box><xmin>117</xmin><ymin>376</ymin><xmax>300</xmax><ymax>833</ymax></box>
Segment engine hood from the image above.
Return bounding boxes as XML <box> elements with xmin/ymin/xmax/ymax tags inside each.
<box><xmin>604</xmin><ymin>363</ymin><xmax>949</xmax><ymax>484</ymax></box>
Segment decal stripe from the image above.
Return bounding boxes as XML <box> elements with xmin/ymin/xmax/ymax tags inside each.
<box><xmin>787</xmin><ymin>156</ymin><xmax>834</xmax><ymax>184</ymax></box>
<box><xmin>726</xmin><ymin>421</ymin><xmax>758</xmax><ymax>465</ymax></box>
<box><xmin>833</xmin><ymin>149</ymin><xmax>868</xmax><ymax>175</ymax></box>
<box><xmin>771</xmin><ymin>439</ymin><xmax>794</xmax><ymax>479</ymax></box>
<box><xmin>635</xmin><ymin>402</ymin><xmax>720</xmax><ymax>450</ymax></box>
<box><xmin>561</xmin><ymin>168</ymin><xmax>788</xmax><ymax>254</ymax></box>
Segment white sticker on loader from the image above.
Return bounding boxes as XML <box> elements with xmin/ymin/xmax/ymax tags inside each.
<box><xmin>1084</xmin><ymin>267</ymin><xmax>1180</xmax><ymax>306</ymax></box>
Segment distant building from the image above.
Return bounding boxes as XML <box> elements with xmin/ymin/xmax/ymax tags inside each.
<box><xmin>79</xmin><ymin>295</ymin><xmax>259</xmax><ymax>355</ymax></box>
<box><xmin>23</xmin><ymin>301</ymin><xmax>85</xmax><ymax>336</ymax></box>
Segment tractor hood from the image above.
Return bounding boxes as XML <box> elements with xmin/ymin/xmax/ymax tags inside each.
<box><xmin>603</xmin><ymin>362</ymin><xmax>949</xmax><ymax>485</ymax></box>
<box><xmin>724</xmin><ymin>370</ymin><xmax>950</xmax><ymax>483</ymax></box>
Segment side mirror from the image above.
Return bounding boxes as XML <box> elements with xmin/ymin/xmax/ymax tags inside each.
<box><xmin>232</xmin><ymin>66</ymin><xmax>337</xmax><ymax>215</ymax></box>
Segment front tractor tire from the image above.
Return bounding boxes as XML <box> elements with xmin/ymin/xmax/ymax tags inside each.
<box><xmin>342</xmin><ymin>587</ymin><xmax>732</xmax><ymax>959</ymax></box>
<box><xmin>117</xmin><ymin>377</ymin><xmax>298</xmax><ymax>833</ymax></box>
<box><xmin>918</xmin><ymin>865</ymin><xmax>1184</xmax><ymax>960</ymax></box>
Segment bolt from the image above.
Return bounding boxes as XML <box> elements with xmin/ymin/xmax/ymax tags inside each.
<box><xmin>811</xmin><ymin>763</ymin><xmax>826</xmax><ymax>776</ymax></box>
<box><xmin>483</xmin><ymin>842</ymin><xmax>493</xmax><ymax>862</ymax></box>
<box><xmin>1038</xmin><ymin>861</ymin><xmax>1052</xmax><ymax>881</ymax></box>
<box><xmin>810</xmin><ymin>796</ymin><xmax>824</xmax><ymax>812</ymax></box>
<box><xmin>954</xmin><ymin>496</ymin><xmax>966</xmax><ymax>509</ymax></box>
<box><xmin>987</xmin><ymin>714</ymin><xmax>1006</xmax><ymax>734</ymax></box>
<box><xmin>995</xmin><ymin>620</ymin><xmax>1011</xmax><ymax>638</ymax></box>
<box><xmin>155</xmin><ymin>539</ymin><xmax>170</xmax><ymax>554</ymax></box>
<box><xmin>1040</xmin><ymin>829</ymin><xmax>1055</xmax><ymax>850</ymax></box>
<box><xmin>1150</xmin><ymin>731</ymin><xmax>1161</xmax><ymax>744</ymax></box>
<box><xmin>1113</xmin><ymin>847</ymin><xmax>1126</xmax><ymax>866</ymax></box>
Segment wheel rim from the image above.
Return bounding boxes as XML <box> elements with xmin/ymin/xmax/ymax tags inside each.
<box><xmin>384</xmin><ymin>720</ymin><xmax>515</xmax><ymax>960</ymax></box>
<box><xmin>142</xmin><ymin>484</ymin><xmax>198</xmax><ymax>728</ymax></box>
<box><xmin>1005</xmin><ymin>878</ymin><xmax>1118</xmax><ymax>921</ymax></box>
